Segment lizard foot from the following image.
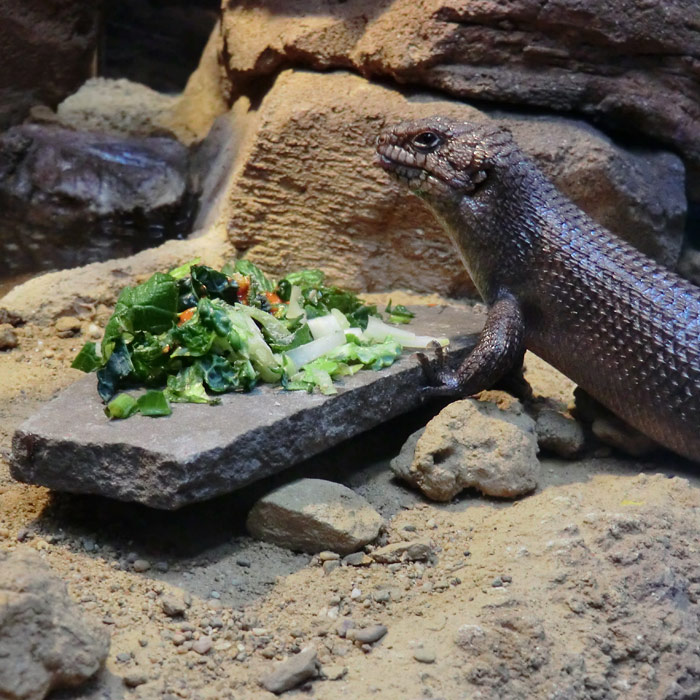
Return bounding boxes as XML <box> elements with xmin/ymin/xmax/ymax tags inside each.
<box><xmin>416</xmin><ymin>341</ymin><xmax>462</xmax><ymax>398</ymax></box>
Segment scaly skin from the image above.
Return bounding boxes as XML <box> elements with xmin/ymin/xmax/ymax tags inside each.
<box><xmin>376</xmin><ymin>116</ymin><xmax>700</xmax><ymax>462</ymax></box>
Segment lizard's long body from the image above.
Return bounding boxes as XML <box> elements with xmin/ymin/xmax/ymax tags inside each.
<box><xmin>376</xmin><ymin>117</ymin><xmax>700</xmax><ymax>462</ymax></box>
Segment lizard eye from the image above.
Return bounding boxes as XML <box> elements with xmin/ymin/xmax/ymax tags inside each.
<box><xmin>411</xmin><ymin>130</ymin><xmax>444</xmax><ymax>153</ymax></box>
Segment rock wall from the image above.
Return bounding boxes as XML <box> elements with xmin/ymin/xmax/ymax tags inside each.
<box><xmin>218</xmin><ymin>0</ymin><xmax>700</xmax><ymax>202</ymax></box>
<box><xmin>0</xmin><ymin>0</ymin><xmax>98</xmax><ymax>128</ymax></box>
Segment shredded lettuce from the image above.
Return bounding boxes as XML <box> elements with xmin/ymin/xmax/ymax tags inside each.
<box><xmin>73</xmin><ymin>262</ymin><xmax>444</xmax><ymax>418</ymax></box>
<box><xmin>385</xmin><ymin>300</ymin><xmax>416</xmax><ymax>324</ymax></box>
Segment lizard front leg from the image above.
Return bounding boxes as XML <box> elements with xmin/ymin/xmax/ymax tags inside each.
<box><xmin>418</xmin><ymin>292</ymin><xmax>528</xmax><ymax>398</ymax></box>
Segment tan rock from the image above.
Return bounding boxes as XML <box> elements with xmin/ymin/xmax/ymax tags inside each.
<box><xmin>219</xmin><ymin>0</ymin><xmax>700</xmax><ymax>200</ymax></box>
<box><xmin>391</xmin><ymin>391</ymin><xmax>539</xmax><ymax>501</ymax></box>
<box><xmin>0</xmin><ymin>227</ymin><xmax>233</xmax><ymax>324</ymax></box>
<box><xmin>165</xmin><ymin>20</ymin><xmax>230</xmax><ymax>145</ymax></box>
<box><xmin>55</xmin><ymin>36</ymin><xmax>228</xmax><ymax>147</ymax></box>
<box><xmin>56</xmin><ymin>78</ymin><xmax>180</xmax><ymax>139</ymax></box>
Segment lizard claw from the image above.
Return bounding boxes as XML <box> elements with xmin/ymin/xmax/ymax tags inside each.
<box><xmin>415</xmin><ymin>340</ymin><xmax>447</xmax><ymax>385</ymax></box>
<box><xmin>415</xmin><ymin>341</ymin><xmax>462</xmax><ymax>398</ymax></box>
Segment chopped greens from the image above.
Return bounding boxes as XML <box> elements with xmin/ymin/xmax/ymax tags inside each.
<box><xmin>385</xmin><ymin>300</ymin><xmax>416</xmax><ymax>324</ymax></box>
<box><xmin>72</xmin><ymin>261</ymin><xmax>448</xmax><ymax>419</ymax></box>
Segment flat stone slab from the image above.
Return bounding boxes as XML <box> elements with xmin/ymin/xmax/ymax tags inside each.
<box><xmin>11</xmin><ymin>305</ymin><xmax>483</xmax><ymax>509</ymax></box>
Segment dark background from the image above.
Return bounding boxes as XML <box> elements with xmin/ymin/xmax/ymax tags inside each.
<box><xmin>101</xmin><ymin>0</ymin><xmax>219</xmax><ymax>93</ymax></box>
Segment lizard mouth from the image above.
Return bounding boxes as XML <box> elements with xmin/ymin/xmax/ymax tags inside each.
<box><xmin>375</xmin><ymin>150</ymin><xmax>426</xmax><ymax>186</ymax></box>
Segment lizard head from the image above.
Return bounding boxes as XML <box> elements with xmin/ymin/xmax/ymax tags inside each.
<box><xmin>376</xmin><ymin>117</ymin><xmax>530</xmax><ymax>301</ymax></box>
<box><xmin>375</xmin><ymin>116</ymin><xmax>512</xmax><ymax>203</ymax></box>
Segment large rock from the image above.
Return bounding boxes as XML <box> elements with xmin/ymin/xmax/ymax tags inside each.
<box><xmin>53</xmin><ymin>40</ymin><xmax>228</xmax><ymax>146</ymax></box>
<box><xmin>0</xmin><ymin>549</ymin><xmax>109</xmax><ymax>700</ymax></box>
<box><xmin>0</xmin><ymin>124</ymin><xmax>194</xmax><ymax>277</ymax></box>
<box><xmin>205</xmin><ymin>70</ymin><xmax>684</xmax><ymax>299</ymax></box>
<box><xmin>246</xmin><ymin>478</ymin><xmax>384</xmax><ymax>554</ymax></box>
<box><xmin>219</xmin><ymin>0</ymin><xmax>700</xmax><ymax>201</ymax></box>
<box><xmin>391</xmin><ymin>391</ymin><xmax>539</xmax><ymax>501</ymax></box>
<box><xmin>0</xmin><ymin>0</ymin><xmax>98</xmax><ymax>128</ymax></box>
<box><xmin>10</xmin><ymin>305</ymin><xmax>482</xmax><ymax>509</ymax></box>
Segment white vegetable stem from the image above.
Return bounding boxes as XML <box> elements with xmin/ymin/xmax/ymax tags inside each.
<box><xmin>284</xmin><ymin>330</ymin><xmax>346</xmax><ymax>371</ymax></box>
<box><xmin>287</xmin><ymin>285</ymin><xmax>305</xmax><ymax>320</ymax></box>
<box><xmin>363</xmin><ymin>316</ymin><xmax>448</xmax><ymax>348</ymax></box>
<box><xmin>307</xmin><ymin>314</ymin><xmax>343</xmax><ymax>339</ymax></box>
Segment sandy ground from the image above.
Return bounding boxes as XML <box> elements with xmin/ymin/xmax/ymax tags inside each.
<box><xmin>1</xmin><ymin>291</ymin><xmax>699</xmax><ymax>700</ymax></box>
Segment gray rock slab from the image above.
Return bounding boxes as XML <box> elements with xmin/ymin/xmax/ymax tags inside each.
<box><xmin>10</xmin><ymin>305</ymin><xmax>482</xmax><ymax>509</ymax></box>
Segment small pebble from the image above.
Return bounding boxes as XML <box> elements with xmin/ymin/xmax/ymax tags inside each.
<box><xmin>350</xmin><ymin>587</ymin><xmax>362</xmax><ymax>600</ymax></box>
<box><xmin>373</xmin><ymin>590</ymin><xmax>391</xmax><ymax>603</ymax></box>
<box><xmin>16</xmin><ymin>528</ymin><xmax>33</xmax><ymax>542</ymax></box>
<box><xmin>0</xmin><ymin>324</ymin><xmax>18</xmax><ymax>350</ymax></box>
<box><xmin>491</xmin><ymin>577</ymin><xmax>503</xmax><ymax>588</ymax></box>
<box><xmin>192</xmin><ymin>636</ymin><xmax>213</xmax><ymax>655</ymax></box>
<box><xmin>319</xmin><ymin>551</ymin><xmax>340</xmax><ymax>561</ymax></box>
<box><xmin>371</xmin><ymin>540</ymin><xmax>433</xmax><ymax>564</ymax></box>
<box><xmin>132</xmin><ymin>559</ymin><xmax>151</xmax><ymax>572</ymax></box>
<box><xmin>123</xmin><ymin>671</ymin><xmax>148</xmax><ymax>688</ymax></box>
<box><xmin>155</xmin><ymin>561</ymin><xmax>169</xmax><ymax>572</ymax></box>
<box><xmin>348</xmin><ymin>624</ymin><xmax>387</xmax><ymax>645</ymax></box>
<box><xmin>413</xmin><ymin>645</ymin><xmax>436</xmax><ymax>664</ymax></box>
<box><xmin>336</xmin><ymin>619</ymin><xmax>355</xmax><ymax>638</ymax></box>
<box><xmin>115</xmin><ymin>652</ymin><xmax>132</xmax><ymax>663</ymax></box>
<box><xmin>323</xmin><ymin>664</ymin><xmax>347</xmax><ymax>681</ymax></box>
<box><xmin>323</xmin><ymin>560</ymin><xmax>340</xmax><ymax>575</ymax></box>
<box><xmin>54</xmin><ymin>316</ymin><xmax>82</xmax><ymax>337</ymax></box>
<box><xmin>260</xmin><ymin>646</ymin><xmax>319</xmax><ymax>694</ymax></box>
<box><xmin>161</xmin><ymin>594</ymin><xmax>187</xmax><ymax>617</ymax></box>
<box><xmin>342</xmin><ymin>552</ymin><xmax>372</xmax><ymax>566</ymax></box>
<box><xmin>236</xmin><ymin>558</ymin><xmax>252</xmax><ymax>567</ymax></box>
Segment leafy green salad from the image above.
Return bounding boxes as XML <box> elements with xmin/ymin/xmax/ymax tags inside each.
<box><xmin>71</xmin><ymin>260</ymin><xmax>447</xmax><ymax>419</ymax></box>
